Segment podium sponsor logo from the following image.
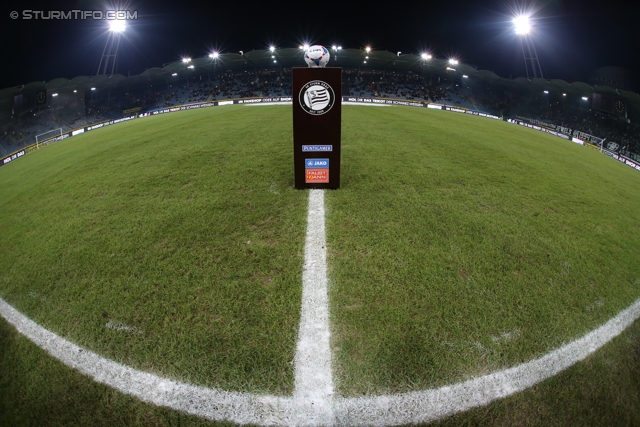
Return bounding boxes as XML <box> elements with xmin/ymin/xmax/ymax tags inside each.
<box><xmin>302</xmin><ymin>145</ymin><xmax>332</xmax><ymax>152</ymax></box>
<box><xmin>305</xmin><ymin>158</ymin><xmax>329</xmax><ymax>168</ymax></box>
<box><xmin>305</xmin><ymin>169</ymin><xmax>329</xmax><ymax>183</ymax></box>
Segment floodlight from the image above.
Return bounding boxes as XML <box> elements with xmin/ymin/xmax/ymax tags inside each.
<box><xmin>543</xmin><ymin>90</ymin><xmax>549</xmax><ymax>94</ymax></box>
<box><xmin>303</xmin><ymin>44</ymin><xmax>310</xmax><ymax>51</ymax></box>
<box><xmin>209</xmin><ymin>52</ymin><xmax>219</xmax><ymax>59</ymax></box>
<box><xmin>188</xmin><ymin>65</ymin><xmax>194</xmax><ymax>69</ymax></box>
<box><xmin>91</xmin><ymin>87</ymin><xmax>96</xmax><ymax>91</ymax></box>
<box><xmin>563</xmin><ymin>93</ymin><xmax>567</xmax><ymax>96</ymax></box>
<box><xmin>421</xmin><ymin>53</ymin><xmax>432</xmax><ymax>60</ymax></box>
<box><xmin>269</xmin><ymin>46</ymin><xmax>276</xmax><ymax>52</ymax></box>
<box><xmin>109</xmin><ymin>19</ymin><xmax>126</xmax><ymax>33</ymax></box>
<box><xmin>582</xmin><ymin>97</ymin><xmax>588</xmax><ymax>101</ymax></box>
<box><xmin>172</xmin><ymin>73</ymin><xmax>177</xmax><ymax>76</ymax></box>
<box><xmin>448</xmin><ymin>58</ymin><xmax>459</xmax><ymax>65</ymax></box>
<box><xmin>513</xmin><ymin>15</ymin><xmax>531</xmax><ymax>35</ymax></box>
<box><xmin>332</xmin><ymin>45</ymin><xmax>337</xmax><ymax>50</ymax></box>
<box><xmin>365</xmin><ymin>46</ymin><xmax>371</xmax><ymax>53</ymax></box>
<box><xmin>52</xmin><ymin>93</ymin><xmax>58</xmax><ymax>97</ymax></box>
<box><xmin>182</xmin><ymin>57</ymin><xmax>191</xmax><ymax>63</ymax></box>
<box><xmin>462</xmin><ymin>75</ymin><xmax>468</xmax><ymax>78</ymax></box>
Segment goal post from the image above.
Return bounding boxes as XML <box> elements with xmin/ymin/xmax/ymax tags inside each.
<box><xmin>35</xmin><ymin>128</ymin><xmax>63</xmax><ymax>148</ymax></box>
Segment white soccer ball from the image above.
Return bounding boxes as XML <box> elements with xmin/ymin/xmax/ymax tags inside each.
<box><xmin>304</xmin><ymin>45</ymin><xmax>330</xmax><ymax>68</ymax></box>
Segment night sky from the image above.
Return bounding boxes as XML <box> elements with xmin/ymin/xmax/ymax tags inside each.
<box><xmin>1</xmin><ymin>0</ymin><xmax>638</xmax><ymax>89</ymax></box>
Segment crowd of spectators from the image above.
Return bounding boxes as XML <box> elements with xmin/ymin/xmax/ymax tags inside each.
<box><xmin>1</xmin><ymin>67</ymin><xmax>638</xmax><ymax>159</ymax></box>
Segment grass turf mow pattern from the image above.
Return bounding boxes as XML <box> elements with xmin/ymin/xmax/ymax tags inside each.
<box><xmin>2</xmin><ymin>107</ymin><xmax>638</xmax><ymax>423</ymax></box>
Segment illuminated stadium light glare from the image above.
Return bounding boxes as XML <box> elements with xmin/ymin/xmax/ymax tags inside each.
<box><xmin>209</xmin><ymin>52</ymin><xmax>219</xmax><ymax>59</ymax></box>
<box><xmin>108</xmin><ymin>19</ymin><xmax>126</xmax><ymax>33</ymax></box>
<box><xmin>448</xmin><ymin>58</ymin><xmax>459</xmax><ymax>65</ymax></box>
<box><xmin>365</xmin><ymin>46</ymin><xmax>371</xmax><ymax>53</ymax></box>
<box><xmin>513</xmin><ymin>15</ymin><xmax>532</xmax><ymax>35</ymax></box>
<box><xmin>90</xmin><ymin>87</ymin><xmax>96</xmax><ymax>91</ymax></box>
<box><xmin>544</xmin><ymin>90</ymin><xmax>549</xmax><ymax>94</ymax></box>
<box><xmin>52</xmin><ymin>93</ymin><xmax>58</xmax><ymax>97</ymax></box>
<box><xmin>182</xmin><ymin>57</ymin><xmax>191</xmax><ymax>63</ymax></box>
<box><xmin>582</xmin><ymin>97</ymin><xmax>589</xmax><ymax>101</ymax></box>
<box><xmin>563</xmin><ymin>93</ymin><xmax>567</xmax><ymax>96</ymax></box>
<box><xmin>421</xmin><ymin>53</ymin><xmax>432</xmax><ymax>60</ymax></box>
<box><xmin>187</xmin><ymin>65</ymin><xmax>194</xmax><ymax>69</ymax></box>
<box><xmin>269</xmin><ymin>46</ymin><xmax>275</xmax><ymax>52</ymax></box>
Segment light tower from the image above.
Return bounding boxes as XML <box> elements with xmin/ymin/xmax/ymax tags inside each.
<box><xmin>97</xmin><ymin>20</ymin><xmax>126</xmax><ymax>76</ymax></box>
<box><xmin>513</xmin><ymin>15</ymin><xmax>543</xmax><ymax>79</ymax></box>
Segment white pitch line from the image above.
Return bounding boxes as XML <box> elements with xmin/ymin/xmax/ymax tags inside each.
<box><xmin>3</xmin><ymin>295</ymin><xmax>640</xmax><ymax>426</ymax></box>
<box><xmin>293</xmin><ymin>189</ymin><xmax>335</xmax><ymax>425</ymax></box>
<box><xmin>333</xmin><ymin>297</ymin><xmax>640</xmax><ymax>426</ymax></box>
<box><xmin>0</xmin><ymin>297</ymin><xmax>295</xmax><ymax>425</ymax></box>
<box><xmin>2</xmin><ymin>184</ymin><xmax>640</xmax><ymax>427</ymax></box>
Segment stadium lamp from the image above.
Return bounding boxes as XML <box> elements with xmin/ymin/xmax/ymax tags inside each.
<box><xmin>365</xmin><ymin>46</ymin><xmax>371</xmax><ymax>53</ymax></box>
<box><xmin>269</xmin><ymin>46</ymin><xmax>276</xmax><ymax>52</ymax></box>
<box><xmin>108</xmin><ymin>19</ymin><xmax>126</xmax><ymax>33</ymax></box>
<box><xmin>448</xmin><ymin>58</ymin><xmax>459</xmax><ymax>65</ymax></box>
<box><xmin>209</xmin><ymin>52</ymin><xmax>219</xmax><ymax>59</ymax></box>
<box><xmin>513</xmin><ymin>15</ymin><xmax>531</xmax><ymax>35</ymax></box>
<box><xmin>182</xmin><ymin>57</ymin><xmax>191</xmax><ymax>63</ymax></box>
<box><xmin>421</xmin><ymin>53</ymin><xmax>432</xmax><ymax>60</ymax></box>
<box><xmin>513</xmin><ymin>13</ymin><xmax>543</xmax><ymax>79</ymax></box>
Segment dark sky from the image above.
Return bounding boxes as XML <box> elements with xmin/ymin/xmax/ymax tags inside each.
<box><xmin>1</xmin><ymin>0</ymin><xmax>638</xmax><ymax>88</ymax></box>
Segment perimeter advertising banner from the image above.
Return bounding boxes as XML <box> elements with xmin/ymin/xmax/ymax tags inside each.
<box><xmin>292</xmin><ymin>67</ymin><xmax>342</xmax><ymax>189</ymax></box>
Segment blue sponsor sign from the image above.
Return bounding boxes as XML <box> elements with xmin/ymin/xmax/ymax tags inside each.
<box><xmin>305</xmin><ymin>158</ymin><xmax>329</xmax><ymax>168</ymax></box>
<box><xmin>302</xmin><ymin>145</ymin><xmax>333</xmax><ymax>152</ymax></box>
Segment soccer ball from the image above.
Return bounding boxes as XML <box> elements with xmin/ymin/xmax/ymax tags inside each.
<box><xmin>304</xmin><ymin>45</ymin><xmax>330</xmax><ymax>68</ymax></box>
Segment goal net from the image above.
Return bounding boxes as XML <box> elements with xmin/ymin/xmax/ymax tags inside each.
<box><xmin>35</xmin><ymin>128</ymin><xmax>63</xmax><ymax>147</ymax></box>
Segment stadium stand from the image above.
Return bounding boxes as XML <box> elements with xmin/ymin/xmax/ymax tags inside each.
<box><xmin>0</xmin><ymin>48</ymin><xmax>638</xmax><ymax>160</ymax></box>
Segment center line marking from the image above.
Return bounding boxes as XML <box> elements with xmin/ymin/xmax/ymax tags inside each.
<box><xmin>293</xmin><ymin>189</ymin><xmax>335</xmax><ymax>425</ymax></box>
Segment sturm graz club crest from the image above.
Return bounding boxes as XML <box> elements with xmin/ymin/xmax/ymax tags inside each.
<box><xmin>299</xmin><ymin>80</ymin><xmax>335</xmax><ymax>115</ymax></box>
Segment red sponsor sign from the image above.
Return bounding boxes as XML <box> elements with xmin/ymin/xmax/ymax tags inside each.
<box><xmin>305</xmin><ymin>168</ymin><xmax>329</xmax><ymax>183</ymax></box>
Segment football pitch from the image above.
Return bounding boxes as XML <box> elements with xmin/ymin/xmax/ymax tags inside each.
<box><xmin>1</xmin><ymin>104</ymin><xmax>640</xmax><ymax>426</ymax></box>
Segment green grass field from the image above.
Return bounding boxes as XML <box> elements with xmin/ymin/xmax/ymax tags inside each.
<box><xmin>1</xmin><ymin>104</ymin><xmax>639</xmax><ymax>426</ymax></box>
